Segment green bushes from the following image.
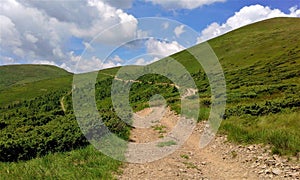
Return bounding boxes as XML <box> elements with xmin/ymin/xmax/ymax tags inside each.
<box><xmin>225</xmin><ymin>97</ymin><xmax>300</xmax><ymax>118</ymax></box>
<box><xmin>0</xmin><ymin>90</ymin><xmax>89</xmax><ymax>161</ymax></box>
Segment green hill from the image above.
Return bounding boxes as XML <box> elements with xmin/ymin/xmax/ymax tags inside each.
<box><xmin>0</xmin><ymin>64</ymin><xmax>71</xmax><ymax>90</ymax></box>
<box><xmin>0</xmin><ymin>17</ymin><xmax>299</xmax><ymax>179</ymax></box>
<box><xmin>0</xmin><ymin>65</ymin><xmax>73</xmax><ymax>106</ymax></box>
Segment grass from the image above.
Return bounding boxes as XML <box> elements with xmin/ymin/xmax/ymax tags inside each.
<box><xmin>157</xmin><ymin>140</ymin><xmax>177</xmax><ymax>147</ymax></box>
<box><xmin>180</xmin><ymin>154</ymin><xmax>190</xmax><ymax>159</ymax></box>
<box><xmin>0</xmin><ymin>64</ymin><xmax>73</xmax><ymax>106</ymax></box>
<box><xmin>0</xmin><ymin>75</ymin><xmax>72</xmax><ymax>106</ymax></box>
<box><xmin>152</xmin><ymin>125</ymin><xmax>167</xmax><ymax>138</ymax></box>
<box><xmin>0</xmin><ymin>145</ymin><xmax>121</xmax><ymax>179</ymax></box>
<box><xmin>231</xmin><ymin>151</ymin><xmax>238</xmax><ymax>158</ymax></box>
<box><xmin>220</xmin><ymin>111</ymin><xmax>300</xmax><ymax>156</ymax></box>
<box><xmin>0</xmin><ymin>64</ymin><xmax>71</xmax><ymax>91</ymax></box>
<box><xmin>152</xmin><ymin>125</ymin><xmax>167</xmax><ymax>133</ymax></box>
<box><xmin>182</xmin><ymin>162</ymin><xmax>197</xmax><ymax>169</ymax></box>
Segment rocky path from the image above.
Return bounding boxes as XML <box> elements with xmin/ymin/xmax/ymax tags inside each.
<box><xmin>116</xmin><ymin>107</ymin><xmax>300</xmax><ymax>179</ymax></box>
<box><xmin>98</xmin><ymin>72</ymin><xmax>299</xmax><ymax>179</ymax></box>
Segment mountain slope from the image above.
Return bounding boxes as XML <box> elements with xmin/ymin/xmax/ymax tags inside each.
<box><xmin>0</xmin><ymin>64</ymin><xmax>71</xmax><ymax>90</ymax></box>
<box><xmin>0</xmin><ymin>17</ymin><xmax>299</xmax><ymax>179</ymax></box>
<box><xmin>0</xmin><ymin>65</ymin><xmax>72</xmax><ymax>106</ymax></box>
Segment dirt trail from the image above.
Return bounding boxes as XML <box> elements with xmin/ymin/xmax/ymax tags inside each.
<box><xmin>117</xmin><ymin>107</ymin><xmax>299</xmax><ymax>179</ymax></box>
<box><xmin>60</xmin><ymin>91</ymin><xmax>71</xmax><ymax>113</ymax></box>
<box><xmin>60</xmin><ymin>96</ymin><xmax>66</xmax><ymax>112</ymax></box>
<box><xmin>100</xmin><ymin>72</ymin><xmax>299</xmax><ymax>179</ymax></box>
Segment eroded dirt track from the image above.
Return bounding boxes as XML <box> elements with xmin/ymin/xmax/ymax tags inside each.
<box><xmin>116</xmin><ymin>108</ymin><xmax>299</xmax><ymax>180</ymax></box>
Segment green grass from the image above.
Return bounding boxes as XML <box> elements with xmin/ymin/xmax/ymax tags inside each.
<box><xmin>0</xmin><ymin>145</ymin><xmax>121</xmax><ymax>179</ymax></box>
<box><xmin>157</xmin><ymin>140</ymin><xmax>177</xmax><ymax>147</ymax></box>
<box><xmin>231</xmin><ymin>150</ymin><xmax>238</xmax><ymax>158</ymax></box>
<box><xmin>0</xmin><ymin>64</ymin><xmax>71</xmax><ymax>91</ymax></box>
<box><xmin>220</xmin><ymin>111</ymin><xmax>300</xmax><ymax>156</ymax></box>
<box><xmin>182</xmin><ymin>162</ymin><xmax>197</xmax><ymax>169</ymax></box>
<box><xmin>152</xmin><ymin>125</ymin><xmax>166</xmax><ymax>133</ymax></box>
<box><xmin>0</xmin><ymin>75</ymin><xmax>72</xmax><ymax>106</ymax></box>
<box><xmin>180</xmin><ymin>154</ymin><xmax>190</xmax><ymax>159</ymax></box>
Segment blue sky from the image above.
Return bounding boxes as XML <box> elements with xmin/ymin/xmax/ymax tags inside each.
<box><xmin>0</xmin><ymin>0</ymin><xmax>299</xmax><ymax>72</ymax></box>
<box><xmin>126</xmin><ymin>0</ymin><xmax>300</xmax><ymax>32</ymax></box>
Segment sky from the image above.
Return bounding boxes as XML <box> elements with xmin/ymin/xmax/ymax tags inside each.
<box><xmin>0</xmin><ymin>0</ymin><xmax>300</xmax><ymax>73</ymax></box>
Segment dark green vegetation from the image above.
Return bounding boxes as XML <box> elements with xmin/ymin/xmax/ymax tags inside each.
<box><xmin>0</xmin><ymin>17</ymin><xmax>299</xmax><ymax>178</ymax></box>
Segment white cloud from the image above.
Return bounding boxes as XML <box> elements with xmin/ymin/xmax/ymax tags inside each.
<box><xmin>0</xmin><ymin>0</ymin><xmax>138</xmax><ymax>72</ymax></box>
<box><xmin>30</xmin><ymin>59</ymin><xmax>72</xmax><ymax>72</ymax></box>
<box><xmin>0</xmin><ymin>15</ymin><xmax>22</xmax><ymax>48</ymax></box>
<box><xmin>24</xmin><ymin>33</ymin><xmax>38</xmax><ymax>44</ymax></box>
<box><xmin>83</xmin><ymin>41</ymin><xmax>94</xmax><ymax>51</ymax></box>
<box><xmin>145</xmin><ymin>38</ymin><xmax>185</xmax><ymax>57</ymax></box>
<box><xmin>0</xmin><ymin>56</ymin><xmax>18</xmax><ymax>65</ymax></box>
<box><xmin>66</xmin><ymin>51</ymin><xmax>122</xmax><ymax>73</ymax></box>
<box><xmin>32</xmin><ymin>60</ymin><xmax>58</xmax><ymax>66</ymax></box>
<box><xmin>102</xmin><ymin>0</ymin><xmax>134</xmax><ymax>9</ymax></box>
<box><xmin>146</xmin><ymin>0</ymin><xmax>226</xmax><ymax>10</ymax></box>
<box><xmin>198</xmin><ymin>4</ymin><xmax>300</xmax><ymax>42</ymax></box>
<box><xmin>174</xmin><ymin>25</ymin><xmax>185</xmax><ymax>37</ymax></box>
<box><xmin>134</xmin><ymin>58</ymin><xmax>146</xmax><ymax>65</ymax></box>
<box><xmin>71</xmin><ymin>0</ymin><xmax>138</xmax><ymax>44</ymax></box>
<box><xmin>52</xmin><ymin>47</ymin><xmax>64</xmax><ymax>58</ymax></box>
<box><xmin>112</xmin><ymin>55</ymin><xmax>123</xmax><ymax>63</ymax></box>
<box><xmin>134</xmin><ymin>57</ymin><xmax>160</xmax><ymax>66</ymax></box>
<box><xmin>0</xmin><ymin>0</ymin><xmax>70</xmax><ymax>62</ymax></box>
<box><xmin>162</xmin><ymin>22</ymin><xmax>169</xmax><ymax>29</ymax></box>
<box><xmin>101</xmin><ymin>61</ymin><xmax>121</xmax><ymax>69</ymax></box>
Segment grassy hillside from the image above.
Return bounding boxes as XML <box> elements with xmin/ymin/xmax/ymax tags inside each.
<box><xmin>114</xmin><ymin>17</ymin><xmax>300</xmax><ymax>155</ymax></box>
<box><xmin>168</xmin><ymin>17</ymin><xmax>300</xmax><ymax>155</ymax></box>
<box><xmin>0</xmin><ymin>17</ymin><xmax>299</xmax><ymax>178</ymax></box>
<box><xmin>0</xmin><ymin>64</ymin><xmax>71</xmax><ymax>90</ymax></box>
<box><xmin>0</xmin><ymin>145</ymin><xmax>121</xmax><ymax>179</ymax></box>
<box><xmin>0</xmin><ymin>65</ymin><xmax>72</xmax><ymax>106</ymax></box>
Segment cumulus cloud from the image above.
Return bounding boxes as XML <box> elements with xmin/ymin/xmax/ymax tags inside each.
<box><xmin>32</xmin><ymin>60</ymin><xmax>59</xmax><ymax>66</ymax></box>
<box><xmin>67</xmin><ymin>51</ymin><xmax>122</xmax><ymax>73</ymax></box>
<box><xmin>198</xmin><ymin>4</ymin><xmax>300</xmax><ymax>42</ymax></box>
<box><xmin>145</xmin><ymin>38</ymin><xmax>185</xmax><ymax>57</ymax></box>
<box><xmin>134</xmin><ymin>57</ymin><xmax>160</xmax><ymax>66</ymax></box>
<box><xmin>0</xmin><ymin>0</ymin><xmax>138</xmax><ymax>72</ymax></box>
<box><xmin>0</xmin><ymin>56</ymin><xmax>18</xmax><ymax>65</ymax></box>
<box><xmin>24</xmin><ymin>33</ymin><xmax>38</xmax><ymax>44</ymax></box>
<box><xmin>1</xmin><ymin>0</ymin><xmax>72</xmax><ymax>64</ymax></box>
<box><xmin>0</xmin><ymin>15</ymin><xmax>22</xmax><ymax>50</ymax></box>
<box><xmin>145</xmin><ymin>0</ymin><xmax>226</xmax><ymax>10</ymax></box>
<box><xmin>174</xmin><ymin>25</ymin><xmax>185</xmax><ymax>37</ymax></box>
<box><xmin>162</xmin><ymin>22</ymin><xmax>169</xmax><ymax>30</ymax></box>
<box><xmin>134</xmin><ymin>58</ymin><xmax>147</xmax><ymax>65</ymax></box>
<box><xmin>102</xmin><ymin>0</ymin><xmax>134</xmax><ymax>9</ymax></box>
<box><xmin>70</xmin><ymin>0</ymin><xmax>138</xmax><ymax>43</ymax></box>
<box><xmin>111</xmin><ymin>55</ymin><xmax>123</xmax><ymax>63</ymax></box>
